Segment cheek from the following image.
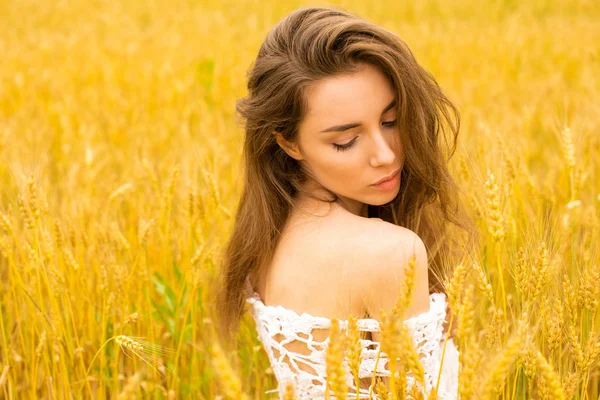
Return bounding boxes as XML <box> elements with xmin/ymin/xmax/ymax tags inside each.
<box><xmin>309</xmin><ymin>151</ymin><xmax>362</xmax><ymax>183</ymax></box>
<box><xmin>325</xmin><ymin>157</ymin><xmax>360</xmax><ymax>177</ymax></box>
<box><xmin>330</xmin><ymin>161</ymin><xmax>362</xmax><ymax>181</ymax></box>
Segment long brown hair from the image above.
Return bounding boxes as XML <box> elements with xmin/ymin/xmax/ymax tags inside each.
<box><xmin>214</xmin><ymin>6</ymin><xmax>476</xmax><ymax>345</ymax></box>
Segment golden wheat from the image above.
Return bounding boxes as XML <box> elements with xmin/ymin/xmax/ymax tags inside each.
<box><xmin>457</xmin><ymin>283</ymin><xmax>478</xmax><ymax>400</ymax></box>
<box><xmin>208</xmin><ymin>341</ymin><xmax>249</xmax><ymax>400</ymax></box>
<box><xmin>457</xmin><ymin>340</ymin><xmax>482</xmax><ymax>400</ymax></box>
<box><xmin>400</xmin><ymin>254</ymin><xmax>418</xmax><ymax>311</ymax></box>
<box><xmin>325</xmin><ymin>318</ymin><xmax>349</xmax><ymax>400</ymax></box>
<box><xmin>483</xmin><ymin>170</ymin><xmax>505</xmax><ymax>243</ymax></box>
<box><xmin>577</xmin><ymin>264</ymin><xmax>600</xmax><ymax>311</ymax></box>
<box><xmin>540</xmin><ymin>297</ymin><xmax>563</xmax><ymax>354</ymax></box>
<box><xmin>534</xmin><ymin>349</ymin><xmax>565</xmax><ymax>400</ymax></box>
<box><xmin>0</xmin><ymin>0</ymin><xmax>598</xmax><ymax>398</ymax></box>
<box><xmin>374</xmin><ymin>378</ymin><xmax>390</xmax><ymax>399</ymax></box>
<box><xmin>0</xmin><ymin>365</ymin><xmax>9</xmax><ymax>389</ymax></box>
<box><xmin>0</xmin><ymin>211</ymin><xmax>12</xmax><ymax>235</ymax></box>
<box><xmin>346</xmin><ymin>315</ymin><xmax>363</xmax><ymax>398</ymax></box>
<box><xmin>529</xmin><ymin>242</ymin><xmax>550</xmax><ymax>303</ymax></box>
<box><xmin>479</xmin><ymin>315</ymin><xmax>528</xmax><ymax>397</ymax></box>
<box><xmin>445</xmin><ymin>263</ymin><xmax>467</xmax><ymax>313</ymax></box>
<box><xmin>561</xmin><ymin>372</ymin><xmax>579</xmax><ymax>400</ymax></box>
<box><xmin>559</xmin><ymin>126</ymin><xmax>576</xmax><ymax>171</ymax></box>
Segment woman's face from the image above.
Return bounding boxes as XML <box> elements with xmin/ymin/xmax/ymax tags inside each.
<box><xmin>275</xmin><ymin>63</ymin><xmax>404</xmax><ymax>216</ymax></box>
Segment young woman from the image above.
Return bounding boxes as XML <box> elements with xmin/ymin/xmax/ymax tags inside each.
<box><xmin>216</xmin><ymin>6</ymin><xmax>476</xmax><ymax>399</ymax></box>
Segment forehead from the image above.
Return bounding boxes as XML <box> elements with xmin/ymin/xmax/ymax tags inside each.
<box><xmin>302</xmin><ymin>64</ymin><xmax>396</xmax><ymax>123</ymax></box>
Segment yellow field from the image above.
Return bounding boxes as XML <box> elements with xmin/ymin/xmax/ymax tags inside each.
<box><xmin>0</xmin><ymin>0</ymin><xmax>599</xmax><ymax>398</ymax></box>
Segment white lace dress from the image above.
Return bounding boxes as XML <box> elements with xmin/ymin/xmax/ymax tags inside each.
<box><xmin>245</xmin><ymin>279</ymin><xmax>460</xmax><ymax>399</ymax></box>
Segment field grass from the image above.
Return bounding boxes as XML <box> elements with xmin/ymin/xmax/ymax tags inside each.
<box><xmin>0</xmin><ymin>0</ymin><xmax>599</xmax><ymax>398</ymax></box>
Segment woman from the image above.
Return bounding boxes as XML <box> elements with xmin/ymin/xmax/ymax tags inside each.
<box><xmin>215</xmin><ymin>6</ymin><xmax>476</xmax><ymax>399</ymax></box>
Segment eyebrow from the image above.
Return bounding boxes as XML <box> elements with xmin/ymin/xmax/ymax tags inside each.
<box><xmin>319</xmin><ymin>99</ymin><xmax>397</xmax><ymax>133</ymax></box>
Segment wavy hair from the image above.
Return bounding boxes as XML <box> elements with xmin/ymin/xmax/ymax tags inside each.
<box><xmin>214</xmin><ymin>6</ymin><xmax>477</xmax><ymax>345</ymax></box>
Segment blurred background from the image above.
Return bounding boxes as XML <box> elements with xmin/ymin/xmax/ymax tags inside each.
<box><xmin>0</xmin><ymin>0</ymin><xmax>599</xmax><ymax>398</ymax></box>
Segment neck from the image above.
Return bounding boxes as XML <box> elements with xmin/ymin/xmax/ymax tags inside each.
<box><xmin>294</xmin><ymin>178</ymin><xmax>369</xmax><ymax>218</ymax></box>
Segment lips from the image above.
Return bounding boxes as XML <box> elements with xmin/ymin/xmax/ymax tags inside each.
<box><xmin>372</xmin><ymin>168</ymin><xmax>400</xmax><ymax>186</ymax></box>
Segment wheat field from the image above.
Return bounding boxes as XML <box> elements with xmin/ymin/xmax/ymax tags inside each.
<box><xmin>0</xmin><ymin>0</ymin><xmax>599</xmax><ymax>398</ymax></box>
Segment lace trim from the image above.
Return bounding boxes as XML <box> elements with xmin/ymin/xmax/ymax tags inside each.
<box><xmin>245</xmin><ymin>288</ymin><xmax>459</xmax><ymax>399</ymax></box>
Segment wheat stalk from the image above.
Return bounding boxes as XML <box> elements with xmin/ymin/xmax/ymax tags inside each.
<box><xmin>325</xmin><ymin>317</ymin><xmax>349</xmax><ymax>400</ymax></box>
<box><xmin>346</xmin><ymin>315</ymin><xmax>363</xmax><ymax>398</ymax></box>
<box><xmin>117</xmin><ymin>372</ymin><xmax>142</xmax><ymax>400</ymax></box>
<box><xmin>559</xmin><ymin>126</ymin><xmax>575</xmax><ymax>170</ymax></box>
<box><xmin>208</xmin><ymin>341</ymin><xmax>249</xmax><ymax>400</ymax></box>
<box><xmin>445</xmin><ymin>263</ymin><xmax>468</xmax><ymax>314</ymax></box>
<box><xmin>0</xmin><ymin>211</ymin><xmax>12</xmax><ymax>235</ymax></box>
<box><xmin>82</xmin><ymin>334</ymin><xmax>173</xmax><ymax>393</ymax></box>
<box><xmin>534</xmin><ymin>348</ymin><xmax>565</xmax><ymax>400</ymax></box>
<box><xmin>529</xmin><ymin>242</ymin><xmax>550</xmax><ymax>303</ymax></box>
<box><xmin>114</xmin><ymin>335</ymin><xmax>173</xmax><ymax>375</ymax></box>
<box><xmin>479</xmin><ymin>314</ymin><xmax>528</xmax><ymax>397</ymax></box>
<box><xmin>484</xmin><ymin>170</ymin><xmax>505</xmax><ymax>242</ymax></box>
<box><xmin>457</xmin><ymin>283</ymin><xmax>478</xmax><ymax>400</ymax></box>
<box><xmin>0</xmin><ymin>365</ymin><xmax>9</xmax><ymax>389</ymax></box>
<box><xmin>203</xmin><ymin>317</ymin><xmax>250</xmax><ymax>400</ymax></box>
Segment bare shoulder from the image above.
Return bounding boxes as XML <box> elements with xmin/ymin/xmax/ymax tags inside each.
<box><xmin>347</xmin><ymin>218</ymin><xmax>430</xmax><ymax>322</ymax></box>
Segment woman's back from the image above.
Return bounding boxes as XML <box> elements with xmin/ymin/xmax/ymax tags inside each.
<box><xmin>246</xmin><ymin>201</ymin><xmax>458</xmax><ymax>399</ymax></box>
<box><xmin>254</xmin><ymin>199</ymin><xmax>430</xmax><ymax>324</ymax></box>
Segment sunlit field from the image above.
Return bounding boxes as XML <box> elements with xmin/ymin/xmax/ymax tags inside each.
<box><xmin>0</xmin><ymin>0</ymin><xmax>599</xmax><ymax>398</ymax></box>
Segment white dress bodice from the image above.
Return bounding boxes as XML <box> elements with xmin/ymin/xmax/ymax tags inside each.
<box><xmin>244</xmin><ymin>278</ymin><xmax>459</xmax><ymax>399</ymax></box>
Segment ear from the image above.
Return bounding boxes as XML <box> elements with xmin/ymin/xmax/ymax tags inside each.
<box><xmin>273</xmin><ymin>131</ymin><xmax>304</xmax><ymax>161</ymax></box>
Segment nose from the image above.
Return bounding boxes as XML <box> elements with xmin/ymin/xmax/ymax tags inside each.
<box><xmin>369</xmin><ymin>129</ymin><xmax>397</xmax><ymax>167</ymax></box>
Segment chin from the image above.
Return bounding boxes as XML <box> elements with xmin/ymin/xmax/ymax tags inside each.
<box><xmin>366</xmin><ymin>190</ymin><xmax>400</xmax><ymax>206</ymax></box>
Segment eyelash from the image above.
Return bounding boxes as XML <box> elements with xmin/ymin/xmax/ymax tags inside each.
<box><xmin>332</xmin><ymin>120</ymin><xmax>398</xmax><ymax>152</ymax></box>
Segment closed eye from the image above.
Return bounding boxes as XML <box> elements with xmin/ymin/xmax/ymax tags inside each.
<box><xmin>332</xmin><ymin>137</ymin><xmax>357</xmax><ymax>152</ymax></box>
<box><xmin>332</xmin><ymin>120</ymin><xmax>397</xmax><ymax>152</ymax></box>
